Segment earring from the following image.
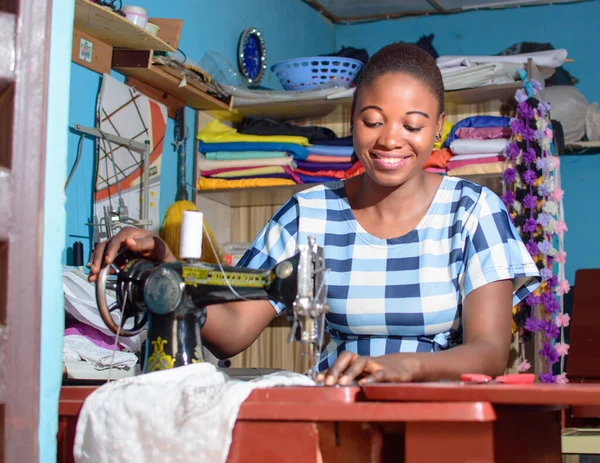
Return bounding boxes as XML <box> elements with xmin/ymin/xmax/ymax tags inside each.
<box><xmin>435</xmin><ymin>134</ymin><xmax>441</xmax><ymax>141</ymax></box>
<box><xmin>349</xmin><ymin>124</ymin><xmax>354</xmax><ymax>133</ymax></box>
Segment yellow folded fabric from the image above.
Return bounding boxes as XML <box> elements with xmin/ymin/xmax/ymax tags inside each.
<box><xmin>198</xmin><ymin>177</ymin><xmax>296</xmax><ymax>190</ymax></box>
<box><xmin>197</xmin><ymin>120</ymin><xmax>310</xmax><ymax>146</ymax></box>
<box><xmin>446</xmin><ymin>161</ymin><xmax>505</xmax><ymax>177</ymax></box>
<box><xmin>212</xmin><ymin>166</ymin><xmax>286</xmax><ymax>178</ymax></box>
<box><xmin>434</xmin><ymin>120</ymin><xmax>453</xmax><ymax>150</ymax></box>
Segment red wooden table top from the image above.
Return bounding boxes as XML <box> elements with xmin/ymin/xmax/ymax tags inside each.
<box><xmin>361</xmin><ymin>382</ymin><xmax>600</xmax><ymax>406</ymax></box>
<box><xmin>60</xmin><ymin>382</ymin><xmax>600</xmax><ymax>424</ymax></box>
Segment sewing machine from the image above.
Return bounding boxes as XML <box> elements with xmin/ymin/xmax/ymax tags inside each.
<box><xmin>95</xmin><ymin>211</ymin><xmax>329</xmax><ymax>376</ymax></box>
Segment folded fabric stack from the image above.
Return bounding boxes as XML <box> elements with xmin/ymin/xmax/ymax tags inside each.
<box><xmin>298</xmin><ymin>135</ymin><xmax>357</xmax><ymax>184</ymax></box>
<box><xmin>422</xmin><ymin>120</ymin><xmax>454</xmax><ymax>173</ymax></box>
<box><xmin>443</xmin><ymin>116</ymin><xmax>512</xmax><ymax>176</ymax></box>
<box><xmin>197</xmin><ymin>118</ymin><xmax>362</xmax><ymax>190</ymax></box>
<box><xmin>436</xmin><ymin>49</ymin><xmax>568</xmax><ymax>91</ymax></box>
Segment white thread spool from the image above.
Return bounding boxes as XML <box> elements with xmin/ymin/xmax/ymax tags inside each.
<box><xmin>180</xmin><ymin>210</ymin><xmax>203</xmax><ymax>260</ymax></box>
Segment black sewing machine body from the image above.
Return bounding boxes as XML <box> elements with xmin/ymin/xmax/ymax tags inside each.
<box><xmin>96</xmin><ymin>239</ymin><xmax>328</xmax><ymax>374</ymax></box>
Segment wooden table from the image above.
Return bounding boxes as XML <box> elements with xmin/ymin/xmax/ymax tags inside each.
<box><xmin>58</xmin><ymin>382</ymin><xmax>600</xmax><ymax>463</ymax></box>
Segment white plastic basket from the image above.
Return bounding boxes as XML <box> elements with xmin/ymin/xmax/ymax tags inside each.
<box><xmin>271</xmin><ymin>56</ymin><xmax>363</xmax><ymax>91</ymax></box>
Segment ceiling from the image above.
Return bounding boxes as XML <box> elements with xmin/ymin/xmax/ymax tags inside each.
<box><xmin>303</xmin><ymin>0</ymin><xmax>592</xmax><ymax>23</ymax></box>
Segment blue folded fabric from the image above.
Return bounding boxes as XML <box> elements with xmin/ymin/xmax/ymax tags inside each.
<box><xmin>308</xmin><ymin>145</ymin><xmax>354</xmax><ymax>157</ymax></box>
<box><xmin>443</xmin><ymin>116</ymin><xmax>511</xmax><ymax>148</ymax></box>
<box><xmin>198</xmin><ymin>141</ymin><xmax>310</xmax><ymax>160</ymax></box>
<box><xmin>295</xmin><ymin>160</ymin><xmax>354</xmax><ymax>171</ymax></box>
<box><xmin>297</xmin><ymin>174</ymin><xmax>339</xmax><ymax>184</ymax></box>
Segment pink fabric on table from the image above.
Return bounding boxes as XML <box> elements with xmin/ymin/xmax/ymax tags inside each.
<box><xmin>446</xmin><ymin>155</ymin><xmax>505</xmax><ymax>170</ymax></box>
<box><xmin>455</xmin><ymin>127</ymin><xmax>512</xmax><ymax>140</ymax></box>
<box><xmin>65</xmin><ymin>322</ymin><xmax>121</xmax><ymax>351</ymax></box>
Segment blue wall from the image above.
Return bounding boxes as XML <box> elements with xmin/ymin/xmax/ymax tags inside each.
<box><xmin>336</xmin><ymin>2</ymin><xmax>600</xmax><ymax>284</ymax></box>
<box><xmin>65</xmin><ymin>0</ymin><xmax>335</xmax><ymax>263</ymax></box>
<box><xmin>40</xmin><ymin>0</ymin><xmax>73</xmax><ymax>460</ymax></box>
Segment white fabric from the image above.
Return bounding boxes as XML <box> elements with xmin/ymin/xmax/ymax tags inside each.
<box><xmin>440</xmin><ymin>62</ymin><xmax>522</xmax><ymax>91</ymax></box>
<box><xmin>542</xmin><ymin>86</ymin><xmax>600</xmax><ymax>143</ymax></box>
<box><xmin>450</xmin><ymin>152</ymin><xmax>505</xmax><ymax>162</ymax></box>
<box><xmin>74</xmin><ymin>363</ymin><xmax>315</xmax><ymax>463</ymax></box>
<box><xmin>437</xmin><ymin>49</ymin><xmax>568</xmax><ymax>69</ymax></box>
<box><xmin>450</xmin><ymin>139</ymin><xmax>509</xmax><ymax>156</ymax></box>
<box><xmin>63</xmin><ymin>267</ymin><xmax>144</xmax><ymax>352</ymax></box>
<box><xmin>63</xmin><ymin>335</ymin><xmax>138</xmax><ymax>370</ymax></box>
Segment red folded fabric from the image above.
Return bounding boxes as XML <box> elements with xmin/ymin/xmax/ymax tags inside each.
<box><xmin>446</xmin><ymin>155</ymin><xmax>505</xmax><ymax>170</ymax></box>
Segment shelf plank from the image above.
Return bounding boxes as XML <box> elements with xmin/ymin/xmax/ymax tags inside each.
<box><xmin>196</xmin><ymin>170</ymin><xmax>504</xmax><ymax>208</ymax></box>
<box><xmin>74</xmin><ymin>0</ymin><xmax>176</xmax><ymax>52</ymax></box>
<box><xmin>197</xmin><ymin>184</ymin><xmax>313</xmax><ymax>207</ymax></box>
<box><xmin>113</xmin><ymin>50</ymin><xmax>232</xmax><ymax>111</ymax></box>
<box><xmin>233</xmin><ymin>97</ymin><xmax>351</xmax><ymax>121</ymax></box>
<box><xmin>444</xmin><ymin>82</ymin><xmax>521</xmax><ymax>105</ymax></box>
<box><xmin>230</xmin><ymin>82</ymin><xmax>521</xmax><ymax>121</ymax></box>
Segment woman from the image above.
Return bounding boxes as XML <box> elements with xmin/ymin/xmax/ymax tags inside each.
<box><xmin>89</xmin><ymin>43</ymin><xmax>540</xmax><ymax>386</ymax></box>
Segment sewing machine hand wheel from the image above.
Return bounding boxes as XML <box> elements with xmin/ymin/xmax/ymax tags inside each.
<box><xmin>96</xmin><ymin>250</ymin><xmax>149</xmax><ymax>336</ymax></box>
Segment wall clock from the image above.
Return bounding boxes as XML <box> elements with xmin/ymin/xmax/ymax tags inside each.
<box><xmin>238</xmin><ymin>27</ymin><xmax>267</xmax><ymax>88</ymax></box>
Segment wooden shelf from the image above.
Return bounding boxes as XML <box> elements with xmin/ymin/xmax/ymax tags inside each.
<box><xmin>74</xmin><ymin>0</ymin><xmax>175</xmax><ymax>52</ymax></box>
<box><xmin>113</xmin><ymin>50</ymin><xmax>232</xmax><ymax>111</ymax></box>
<box><xmin>197</xmin><ymin>184</ymin><xmax>312</xmax><ymax>207</ymax></box>
<box><xmin>230</xmin><ymin>82</ymin><xmax>521</xmax><ymax>121</ymax></box>
<box><xmin>233</xmin><ymin>97</ymin><xmax>351</xmax><ymax>121</ymax></box>
<box><xmin>196</xmin><ymin>167</ymin><xmax>504</xmax><ymax>207</ymax></box>
<box><xmin>444</xmin><ymin>82</ymin><xmax>521</xmax><ymax>105</ymax></box>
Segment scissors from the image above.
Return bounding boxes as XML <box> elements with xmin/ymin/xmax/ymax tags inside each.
<box><xmin>460</xmin><ymin>373</ymin><xmax>536</xmax><ymax>384</ymax></box>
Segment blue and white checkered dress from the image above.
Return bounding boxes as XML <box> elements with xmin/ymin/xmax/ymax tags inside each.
<box><xmin>237</xmin><ymin>176</ymin><xmax>540</xmax><ymax>371</ymax></box>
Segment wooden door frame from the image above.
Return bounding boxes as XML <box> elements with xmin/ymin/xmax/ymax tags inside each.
<box><xmin>1</xmin><ymin>0</ymin><xmax>52</xmax><ymax>461</ymax></box>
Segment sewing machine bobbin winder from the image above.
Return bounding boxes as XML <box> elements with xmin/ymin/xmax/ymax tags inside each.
<box><xmin>95</xmin><ymin>211</ymin><xmax>329</xmax><ymax>377</ymax></box>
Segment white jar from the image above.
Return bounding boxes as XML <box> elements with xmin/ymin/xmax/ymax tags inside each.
<box><xmin>145</xmin><ymin>22</ymin><xmax>160</xmax><ymax>36</ymax></box>
<box><xmin>122</xmin><ymin>5</ymin><xmax>148</xmax><ymax>28</ymax></box>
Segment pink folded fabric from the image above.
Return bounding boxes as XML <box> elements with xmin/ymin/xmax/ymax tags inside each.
<box><xmin>455</xmin><ymin>127</ymin><xmax>512</xmax><ymax>140</ymax></box>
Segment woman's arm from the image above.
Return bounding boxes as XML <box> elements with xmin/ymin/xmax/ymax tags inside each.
<box><xmin>201</xmin><ymin>301</ymin><xmax>277</xmax><ymax>359</ymax></box>
<box><xmin>318</xmin><ymin>279</ymin><xmax>514</xmax><ymax>385</ymax></box>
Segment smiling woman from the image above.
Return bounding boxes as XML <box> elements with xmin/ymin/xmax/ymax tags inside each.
<box><xmin>91</xmin><ymin>42</ymin><xmax>542</xmax><ymax>387</ymax></box>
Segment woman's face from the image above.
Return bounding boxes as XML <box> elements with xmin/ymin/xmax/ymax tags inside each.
<box><xmin>353</xmin><ymin>72</ymin><xmax>444</xmax><ymax>188</ymax></box>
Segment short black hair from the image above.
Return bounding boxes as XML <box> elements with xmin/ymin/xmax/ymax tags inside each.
<box><xmin>353</xmin><ymin>42</ymin><xmax>445</xmax><ymax>115</ymax></box>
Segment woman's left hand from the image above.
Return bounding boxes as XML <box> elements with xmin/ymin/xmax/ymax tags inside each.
<box><xmin>315</xmin><ymin>351</ymin><xmax>421</xmax><ymax>386</ymax></box>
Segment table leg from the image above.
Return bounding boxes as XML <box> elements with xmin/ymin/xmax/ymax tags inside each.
<box><xmin>405</xmin><ymin>421</ymin><xmax>495</xmax><ymax>463</ymax></box>
<box><xmin>228</xmin><ymin>421</ymin><xmax>321</xmax><ymax>463</ymax></box>
<box><xmin>494</xmin><ymin>406</ymin><xmax>562</xmax><ymax>463</ymax></box>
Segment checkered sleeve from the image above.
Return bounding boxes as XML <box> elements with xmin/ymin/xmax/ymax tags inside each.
<box><xmin>461</xmin><ymin>187</ymin><xmax>540</xmax><ymax>306</ymax></box>
<box><xmin>236</xmin><ymin>197</ymin><xmax>300</xmax><ymax>315</ymax></box>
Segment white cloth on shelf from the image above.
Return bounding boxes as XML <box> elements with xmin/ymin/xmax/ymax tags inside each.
<box><xmin>73</xmin><ymin>362</ymin><xmax>315</xmax><ymax>463</ymax></box>
<box><xmin>449</xmin><ymin>152</ymin><xmax>505</xmax><ymax>162</ymax></box>
<box><xmin>437</xmin><ymin>49</ymin><xmax>568</xmax><ymax>69</ymax></box>
<box><xmin>62</xmin><ymin>267</ymin><xmax>144</xmax><ymax>352</ymax></box>
<box><xmin>450</xmin><ymin>139</ymin><xmax>509</xmax><ymax>156</ymax></box>
<box><xmin>63</xmin><ymin>334</ymin><xmax>138</xmax><ymax>371</ymax></box>
<box><xmin>441</xmin><ymin>62</ymin><xmax>522</xmax><ymax>91</ymax></box>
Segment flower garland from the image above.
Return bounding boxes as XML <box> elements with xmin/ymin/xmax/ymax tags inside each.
<box><xmin>501</xmin><ymin>74</ymin><xmax>570</xmax><ymax>383</ymax></box>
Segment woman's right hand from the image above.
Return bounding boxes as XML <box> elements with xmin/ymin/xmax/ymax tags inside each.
<box><xmin>88</xmin><ymin>226</ymin><xmax>176</xmax><ymax>282</ymax></box>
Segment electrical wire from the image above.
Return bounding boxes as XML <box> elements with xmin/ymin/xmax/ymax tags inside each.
<box><xmin>64</xmin><ymin>134</ymin><xmax>85</xmax><ymax>191</ymax></box>
<box><xmin>177</xmin><ymin>48</ymin><xmax>187</xmax><ymax>64</ymax></box>
<box><xmin>202</xmin><ymin>222</ymin><xmax>250</xmax><ymax>301</ymax></box>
